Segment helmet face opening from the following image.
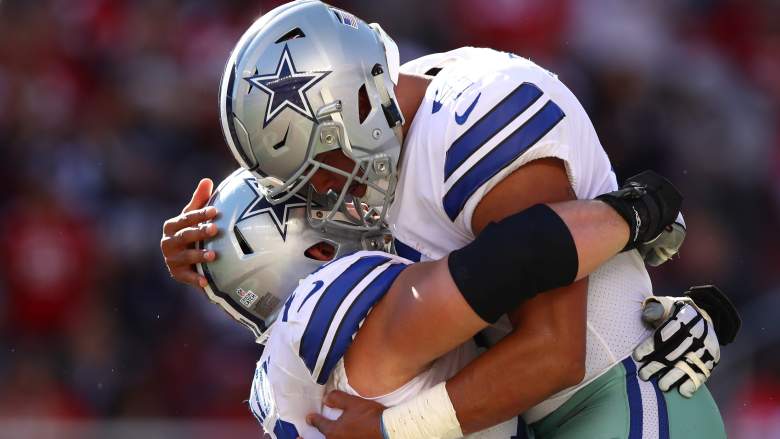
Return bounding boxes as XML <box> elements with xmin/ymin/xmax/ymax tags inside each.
<box><xmin>357</xmin><ymin>83</ymin><xmax>372</xmax><ymax>124</ymax></box>
<box><xmin>219</xmin><ymin>0</ymin><xmax>404</xmax><ymax>232</ymax></box>
<box><xmin>303</xmin><ymin>241</ymin><xmax>337</xmax><ymax>262</ymax></box>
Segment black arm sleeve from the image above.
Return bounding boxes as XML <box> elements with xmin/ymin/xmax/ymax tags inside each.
<box><xmin>447</xmin><ymin>204</ymin><xmax>578</xmax><ymax>323</ymax></box>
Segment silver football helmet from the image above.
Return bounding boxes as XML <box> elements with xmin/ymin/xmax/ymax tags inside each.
<box><xmin>196</xmin><ymin>169</ymin><xmax>391</xmax><ymax>343</ymax></box>
<box><xmin>219</xmin><ymin>0</ymin><xmax>404</xmax><ymax>231</ymax></box>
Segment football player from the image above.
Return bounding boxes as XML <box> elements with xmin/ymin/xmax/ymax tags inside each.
<box><xmin>161</xmin><ymin>1</ymin><xmax>738</xmax><ymax>438</ymax></box>
<box><xmin>191</xmin><ymin>167</ymin><xmax>686</xmax><ymax>439</ymax></box>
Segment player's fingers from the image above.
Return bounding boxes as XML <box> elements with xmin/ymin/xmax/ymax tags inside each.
<box><xmin>637</xmin><ymin>361</ymin><xmax>666</xmax><ymax>381</ymax></box>
<box><xmin>632</xmin><ymin>336</ymin><xmax>656</xmax><ymax>362</ymax></box>
<box><xmin>172</xmin><ymin>223</ymin><xmax>218</xmax><ymax>249</ymax></box>
<box><xmin>166</xmin><ymin>249</ymin><xmax>216</xmax><ymax>268</ymax></box>
<box><xmin>323</xmin><ymin>390</ymin><xmax>361</xmax><ymax>409</ymax></box>
<box><xmin>182</xmin><ymin>178</ymin><xmax>214</xmax><ymax>214</ymax></box>
<box><xmin>306</xmin><ymin>413</ymin><xmax>333</xmax><ymax>433</ymax></box>
<box><xmin>658</xmin><ymin>367</ymin><xmax>686</xmax><ymax>392</ymax></box>
<box><xmin>170</xmin><ymin>267</ymin><xmax>208</xmax><ymax>289</ymax></box>
<box><xmin>161</xmin><ymin>222</ymin><xmax>217</xmax><ymax>255</ymax></box>
<box><xmin>641</xmin><ymin>301</ymin><xmax>667</xmax><ymax>326</ymax></box>
<box><xmin>679</xmin><ymin>378</ymin><xmax>701</xmax><ymax>398</ymax></box>
<box><xmin>642</xmin><ymin>297</ymin><xmax>677</xmax><ymax>325</ymax></box>
<box><xmin>680</xmin><ymin>380</ymin><xmax>696</xmax><ymax>398</ymax></box>
<box><xmin>163</xmin><ymin>206</ymin><xmax>218</xmax><ymax>237</ymax></box>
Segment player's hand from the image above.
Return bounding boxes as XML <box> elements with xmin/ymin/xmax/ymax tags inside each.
<box><xmin>307</xmin><ymin>390</ymin><xmax>385</xmax><ymax>439</ymax></box>
<box><xmin>596</xmin><ymin>170</ymin><xmax>683</xmax><ymax>250</ymax></box>
<box><xmin>637</xmin><ymin>212</ymin><xmax>686</xmax><ymax>266</ymax></box>
<box><xmin>633</xmin><ymin>285</ymin><xmax>740</xmax><ymax>398</ymax></box>
<box><xmin>160</xmin><ymin>178</ymin><xmax>219</xmax><ymax>288</ymax></box>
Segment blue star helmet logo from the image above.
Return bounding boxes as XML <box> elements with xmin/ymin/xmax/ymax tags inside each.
<box><xmin>244</xmin><ymin>44</ymin><xmax>331</xmax><ymax>127</ymax></box>
<box><xmin>237</xmin><ymin>178</ymin><xmax>318</xmax><ymax>241</ymax></box>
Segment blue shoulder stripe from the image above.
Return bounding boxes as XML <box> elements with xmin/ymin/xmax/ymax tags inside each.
<box><xmin>443</xmin><ymin>100</ymin><xmax>565</xmax><ymax>221</ymax></box>
<box><xmin>444</xmin><ymin>83</ymin><xmax>543</xmax><ymax>180</ymax></box>
<box><xmin>316</xmin><ymin>263</ymin><xmax>407</xmax><ymax>384</ymax></box>
<box><xmin>281</xmin><ymin>293</ymin><xmax>295</xmax><ymax>322</ymax></box>
<box><xmin>250</xmin><ymin>371</ymin><xmax>266</xmax><ymax>422</ymax></box>
<box><xmin>273</xmin><ymin>419</ymin><xmax>300</xmax><ymax>439</ymax></box>
<box><xmin>298</xmin><ymin>255</ymin><xmax>390</xmax><ymax>375</ymax></box>
<box><xmin>394</xmin><ymin>238</ymin><xmax>422</xmax><ymax>262</ymax></box>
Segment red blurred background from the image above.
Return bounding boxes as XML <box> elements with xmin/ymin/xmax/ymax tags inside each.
<box><xmin>1</xmin><ymin>0</ymin><xmax>778</xmax><ymax>437</ymax></box>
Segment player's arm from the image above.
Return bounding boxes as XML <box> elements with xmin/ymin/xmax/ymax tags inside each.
<box><xmin>309</xmin><ymin>166</ymin><xmax>681</xmax><ymax>439</ymax></box>
<box><xmin>383</xmin><ymin>166</ymin><xmax>682</xmax><ymax>438</ymax></box>
<box><xmin>445</xmin><ymin>158</ymin><xmax>588</xmax><ymax>433</ymax></box>
<box><xmin>344</xmin><ymin>196</ymin><xmax>628</xmax><ymax>392</ymax></box>
<box><xmin>312</xmin><ymin>166</ymin><xmax>679</xmax><ymax>437</ymax></box>
<box><xmin>346</xmin><ymin>160</ymin><xmax>628</xmax><ymax>388</ymax></box>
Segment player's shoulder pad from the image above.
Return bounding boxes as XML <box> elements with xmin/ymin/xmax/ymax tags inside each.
<box><xmin>433</xmin><ymin>52</ymin><xmax>570</xmax><ymax>223</ymax></box>
<box><xmin>284</xmin><ymin>250</ymin><xmax>411</xmax><ymax>385</ymax></box>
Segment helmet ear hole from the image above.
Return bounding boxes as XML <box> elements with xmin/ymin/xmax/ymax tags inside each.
<box><xmin>275</xmin><ymin>27</ymin><xmax>306</xmax><ymax>43</ymax></box>
<box><xmin>234</xmin><ymin>226</ymin><xmax>254</xmax><ymax>255</ymax></box>
<box><xmin>358</xmin><ymin>84</ymin><xmax>371</xmax><ymax>124</ymax></box>
<box><xmin>305</xmin><ymin>241</ymin><xmax>336</xmax><ymax>261</ymax></box>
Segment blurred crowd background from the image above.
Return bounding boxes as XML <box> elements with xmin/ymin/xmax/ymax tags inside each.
<box><xmin>0</xmin><ymin>0</ymin><xmax>778</xmax><ymax>437</ymax></box>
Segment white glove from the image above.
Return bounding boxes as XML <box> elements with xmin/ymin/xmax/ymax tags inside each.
<box><xmin>632</xmin><ymin>296</ymin><xmax>719</xmax><ymax>398</ymax></box>
<box><xmin>637</xmin><ymin>212</ymin><xmax>686</xmax><ymax>266</ymax></box>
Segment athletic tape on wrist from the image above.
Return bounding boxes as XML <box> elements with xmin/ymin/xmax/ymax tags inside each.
<box><xmin>381</xmin><ymin>382</ymin><xmax>463</xmax><ymax>439</ymax></box>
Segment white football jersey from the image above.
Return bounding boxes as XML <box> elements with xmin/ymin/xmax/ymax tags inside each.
<box><xmin>249</xmin><ymin>251</ymin><xmax>521</xmax><ymax>439</ymax></box>
<box><xmin>388</xmin><ymin>47</ymin><xmax>655</xmax><ymax>422</ymax></box>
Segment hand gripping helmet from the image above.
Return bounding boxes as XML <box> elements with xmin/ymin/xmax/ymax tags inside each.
<box><xmin>196</xmin><ymin>169</ymin><xmax>391</xmax><ymax>343</ymax></box>
<box><xmin>219</xmin><ymin>0</ymin><xmax>404</xmax><ymax>231</ymax></box>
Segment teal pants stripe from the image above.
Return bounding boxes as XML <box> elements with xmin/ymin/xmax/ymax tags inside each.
<box><xmin>530</xmin><ymin>357</ymin><xmax>726</xmax><ymax>439</ymax></box>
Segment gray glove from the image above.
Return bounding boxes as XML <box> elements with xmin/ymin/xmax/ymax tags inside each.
<box><xmin>637</xmin><ymin>212</ymin><xmax>686</xmax><ymax>266</ymax></box>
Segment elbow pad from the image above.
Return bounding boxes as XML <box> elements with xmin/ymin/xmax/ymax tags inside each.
<box><xmin>448</xmin><ymin>204</ymin><xmax>578</xmax><ymax>323</ymax></box>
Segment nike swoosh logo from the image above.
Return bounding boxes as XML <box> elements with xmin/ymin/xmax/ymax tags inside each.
<box><xmin>455</xmin><ymin>93</ymin><xmax>481</xmax><ymax>125</ymax></box>
<box><xmin>297</xmin><ymin>280</ymin><xmax>324</xmax><ymax>312</ymax></box>
<box><xmin>272</xmin><ymin>125</ymin><xmax>290</xmax><ymax>150</ymax></box>
<box><xmin>432</xmin><ymin>89</ymin><xmax>443</xmax><ymax>114</ymax></box>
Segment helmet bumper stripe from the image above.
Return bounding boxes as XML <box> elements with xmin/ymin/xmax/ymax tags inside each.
<box><xmin>198</xmin><ymin>256</ymin><xmax>268</xmax><ymax>342</ymax></box>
